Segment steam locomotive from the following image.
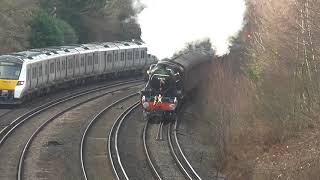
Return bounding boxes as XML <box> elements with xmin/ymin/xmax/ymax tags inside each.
<box><xmin>140</xmin><ymin>49</ymin><xmax>213</xmax><ymax>121</ymax></box>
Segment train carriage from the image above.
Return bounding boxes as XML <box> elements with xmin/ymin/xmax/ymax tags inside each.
<box><xmin>0</xmin><ymin>40</ymin><xmax>156</xmax><ymax>104</ymax></box>
<box><xmin>99</xmin><ymin>42</ymin><xmax>120</xmax><ymax>74</ymax></box>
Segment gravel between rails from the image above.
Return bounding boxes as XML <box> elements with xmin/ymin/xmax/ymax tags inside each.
<box><xmin>81</xmin><ymin>94</ymin><xmax>140</xmax><ymax>180</ymax></box>
<box><xmin>145</xmin><ymin>121</ymin><xmax>185</xmax><ymax>180</ymax></box>
<box><xmin>118</xmin><ymin>108</ymin><xmax>155</xmax><ymax>180</ymax></box>
<box><xmin>0</xmin><ymin>82</ymin><xmax>142</xmax><ymax>180</ymax></box>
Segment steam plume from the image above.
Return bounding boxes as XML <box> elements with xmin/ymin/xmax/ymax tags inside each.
<box><xmin>135</xmin><ymin>0</ymin><xmax>246</xmax><ymax>59</ymax></box>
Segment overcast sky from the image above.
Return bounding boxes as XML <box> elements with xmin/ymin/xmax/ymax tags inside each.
<box><xmin>136</xmin><ymin>0</ymin><xmax>246</xmax><ymax>59</ymax></box>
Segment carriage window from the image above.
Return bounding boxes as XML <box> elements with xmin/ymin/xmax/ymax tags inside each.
<box><xmin>68</xmin><ymin>59</ymin><xmax>72</xmax><ymax>69</ymax></box>
<box><xmin>39</xmin><ymin>64</ymin><xmax>42</xmax><ymax>76</ymax></box>
<box><xmin>56</xmin><ymin>61</ymin><xmax>60</xmax><ymax>71</ymax></box>
<box><xmin>141</xmin><ymin>51</ymin><xmax>144</xmax><ymax>58</ymax></box>
<box><xmin>94</xmin><ymin>54</ymin><xmax>99</xmax><ymax>64</ymax></box>
<box><xmin>114</xmin><ymin>53</ymin><xmax>118</xmax><ymax>61</ymax></box>
<box><xmin>81</xmin><ymin>57</ymin><xmax>85</xmax><ymax>67</ymax></box>
<box><xmin>28</xmin><ymin>68</ymin><xmax>31</xmax><ymax>80</ymax></box>
<box><xmin>50</xmin><ymin>62</ymin><xmax>55</xmax><ymax>73</ymax></box>
<box><xmin>76</xmin><ymin>59</ymin><xmax>79</xmax><ymax>68</ymax></box>
<box><xmin>128</xmin><ymin>52</ymin><xmax>133</xmax><ymax>60</ymax></box>
<box><xmin>135</xmin><ymin>51</ymin><xmax>139</xmax><ymax>59</ymax></box>
<box><xmin>62</xmin><ymin>60</ymin><xmax>65</xmax><ymax>70</ymax></box>
<box><xmin>45</xmin><ymin>63</ymin><xmax>49</xmax><ymax>74</ymax></box>
<box><xmin>107</xmin><ymin>54</ymin><xmax>113</xmax><ymax>63</ymax></box>
<box><xmin>121</xmin><ymin>52</ymin><xmax>125</xmax><ymax>61</ymax></box>
<box><xmin>32</xmin><ymin>67</ymin><xmax>37</xmax><ymax>79</ymax></box>
<box><xmin>88</xmin><ymin>56</ymin><xmax>93</xmax><ymax>65</ymax></box>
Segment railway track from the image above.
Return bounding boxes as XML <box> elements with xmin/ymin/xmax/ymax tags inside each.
<box><xmin>168</xmin><ymin>119</ymin><xmax>202</xmax><ymax>180</ymax></box>
<box><xmin>142</xmin><ymin>118</ymin><xmax>202</xmax><ymax>180</ymax></box>
<box><xmin>0</xmin><ymin>79</ymin><xmax>143</xmax><ymax>180</ymax></box>
<box><xmin>143</xmin><ymin>121</ymin><xmax>163</xmax><ymax>180</ymax></box>
<box><xmin>0</xmin><ymin>78</ymin><xmax>203</xmax><ymax>180</ymax></box>
<box><xmin>143</xmin><ymin>120</ymin><xmax>185</xmax><ymax>180</ymax></box>
<box><xmin>108</xmin><ymin>101</ymin><xmax>140</xmax><ymax>180</ymax></box>
<box><xmin>80</xmin><ymin>93</ymin><xmax>139</xmax><ymax>180</ymax></box>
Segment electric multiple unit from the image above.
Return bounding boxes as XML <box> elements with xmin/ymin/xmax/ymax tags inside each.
<box><xmin>0</xmin><ymin>41</ymin><xmax>157</xmax><ymax>104</ymax></box>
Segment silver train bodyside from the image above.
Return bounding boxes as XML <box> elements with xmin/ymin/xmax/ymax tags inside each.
<box><xmin>0</xmin><ymin>41</ymin><xmax>157</xmax><ymax>104</ymax></box>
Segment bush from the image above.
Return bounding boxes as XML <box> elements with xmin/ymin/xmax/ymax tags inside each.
<box><xmin>56</xmin><ymin>18</ymin><xmax>78</xmax><ymax>44</ymax></box>
<box><xmin>30</xmin><ymin>10</ymin><xmax>78</xmax><ymax>48</ymax></box>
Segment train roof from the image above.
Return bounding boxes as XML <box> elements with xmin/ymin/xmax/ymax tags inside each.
<box><xmin>159</xmin><ymin>50</ymin><xmax>212</xmax><ymax>72</ymax></box>
<box><xmin>7</xmin><ymin>51</ymin><xmax>49</xmax><ymax>62</ymax></box>
<box><xmin>113</xmin><ymin>41</ymin><xmax>145</xmax><ymax>49</ymax></box>
<box><xmin>98</xmin><ymin>42</ymin><xmax>120</xmax><ymax>51</ymax></box>
<box><xmin>0</xmin><ymin>40</ymin><xmax>149</xmax><ymax>64</ymax></box>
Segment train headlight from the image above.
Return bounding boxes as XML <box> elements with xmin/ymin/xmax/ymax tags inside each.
<box><xmin>142</xmin><ymin>102</ymin><xmax>149</xmax><ymax>109</ymax></box>
<box><xmin>17</xmin><ymin>81</ymin><xmax>24</xmax><ymax>86</ymax></box>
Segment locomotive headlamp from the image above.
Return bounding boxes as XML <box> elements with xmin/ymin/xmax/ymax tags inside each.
<box><xmin>143</xmin><ymin>102</ymin><xmax>149</xmax><ymax>109</ymax></box>
<box><xmin>17</xmin><ymin>81</ymin><xmax>24</xmax><ymax>86</ymax></box>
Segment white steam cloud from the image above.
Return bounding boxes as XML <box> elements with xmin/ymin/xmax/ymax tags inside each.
<box><xmin>135</xmin><ymin>0</ymin><xmax>246</xmax><ymax>59</ymax></box>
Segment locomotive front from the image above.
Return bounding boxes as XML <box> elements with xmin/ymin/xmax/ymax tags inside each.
<box><xmin>141</xmin><ymin>62</ymin><xmax>182</xmax><ymax>121</ymax></box>
<box><xmin>0</xmin><ymin>56</ymin><xmax>24</xmax><ymax>104</ymax></box>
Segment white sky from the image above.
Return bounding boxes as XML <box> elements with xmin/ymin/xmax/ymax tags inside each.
<box><xmin>136</xmin><ymin>0</ymin><xmax>246</xmax><ymax>59</ymax></box>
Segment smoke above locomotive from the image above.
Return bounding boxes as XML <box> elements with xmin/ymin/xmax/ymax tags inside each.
<box><xmin>135</xmin><ymin>0</ymin><xmax>246</xmax><ymax>59</ymax></box>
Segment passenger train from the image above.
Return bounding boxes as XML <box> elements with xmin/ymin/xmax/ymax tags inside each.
<box><xmin>0</xmin><ymin>41</ymin><xmax>157</xmax><ymax>104</ymax></box>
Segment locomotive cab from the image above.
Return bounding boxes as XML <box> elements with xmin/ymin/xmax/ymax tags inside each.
<box><xmin>0</xmin><ymin>56</ymin><xmax>24</xmax><ymax>104</ymax></box>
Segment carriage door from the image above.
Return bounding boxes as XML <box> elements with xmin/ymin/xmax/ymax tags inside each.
<box><xmin>27</xmin><ymin>65</ymin><xmax>32</xmax><ymax>89</ymax></box>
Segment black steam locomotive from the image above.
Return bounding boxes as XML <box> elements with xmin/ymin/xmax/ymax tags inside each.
<box><xmin>141</xmin><ymin>49</ymin><xmax>213</xmax><ymax>121</ymax></box>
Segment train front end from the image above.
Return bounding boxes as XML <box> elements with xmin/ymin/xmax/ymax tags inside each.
<box><xmin>141</xmin><ymin>63</ymin><xmax>182</xmax><ymax>121</ymax></box>
<box><xmin>141</xmin><ymin>94</ymin><xmax>178</xmax><ymax>121</ymax></box>
<box><xmin>0</xmin><ymin>56</ymin><xmax>25</xmax><ymax>104</ymax></box>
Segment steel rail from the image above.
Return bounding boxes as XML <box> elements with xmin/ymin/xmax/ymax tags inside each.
<box><xmin>173</xmin><ymin>118</ymin><xmax>202</xmax><ymax>180</ymax></box>
<box><xmin>143</xmin><ymin>121</ymin><xmax>163</xmax><ymax>180</ymax></box>
<box><xmin>108</xmin><ymin>101</ymin><xmax>140</xmax><ymax>180</ymax></box>
<box><xmin>80</xmin><ymin>93</ymin><xmax>139</xmax><ymax>180</ymax></box>
<box><xmin>168</xmin><ymin>120</ymin><xmax>194</xmax><ymax>180</ymax></box>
